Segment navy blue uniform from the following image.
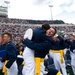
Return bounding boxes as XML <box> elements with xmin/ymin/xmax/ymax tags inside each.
<box><xmin>0</xmin><ymin>43</ymin><xmax>6</xmax><ymax>75</ymax></box>
<box><xmin>0</xmin><ymin>43</ymin><xmax>6</xmax><ymax>50</ymax></box>
<box><xmin>65</xmin><ymin>40</ymin><xmax>75</xmax><ymax>52</ymax></box>
<box><xmin>32</xmin><ymin>28</ymin><xmax>54</xmax><ymax>43</ymax></box>
<box><xmin>51</xmin><ymin>36</ymin><xmax>67</xmax><ymax>50</ymax></box>
<box><xmin>2</xmin><ymin>41</ymin><xmax>17</xmax><ymax>68</ymax></box>
<box><xmin>23</xmin><ymin>39</ymin><xmax>51</xmax><ymax>58</ymax></box>
<box><xmin>32</xmin><ymin>28</ymin><xmax>47</xmax><ymax>42</ymax></box>
<box><xmin>50</xmin><ymin>36</ymin><xmax>67</xmax><ymax>75</ymax></box>
<box><xmin>23</xmin><ymin>27</ymin><xmax>54</xmax><ymax>58</ymax></box>
<box><xmin>23</xmin><ymin>28</ymin><xmax>57</xmax><ymax>75</ymax></box>
<box><xmin>0</xmin><ymin>43</ymin><xmax>6</xmax><ymax>61</ymax></box>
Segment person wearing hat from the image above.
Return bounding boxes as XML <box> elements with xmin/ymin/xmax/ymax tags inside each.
<box><xmin>23</xmin><ymin>25</ymin><xmax>57</xmax><ymax>75</ymax></box>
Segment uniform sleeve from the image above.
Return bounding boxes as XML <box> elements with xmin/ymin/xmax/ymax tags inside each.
<box><xmin>57</xmin><ymin>36</ymin><xmax>64</xmax><ymax>42</ymax></box>
<box><xmin>65</xmin><ymin>40</ymin><xmax>71</xmax><ymax>48</ymax></box>
<box><xmin>6</xmin><ymin>44</ymin><xmax>17</xmax><ymax>68</ymax></box>
<box><xmin>41</xmin><ymin>33</ymin><xmax>55</xmax><ymax>44</ymax></box>
<box><xmin>57</xmin><ymin>36</ymin><xmax>65</xmax><ymax>45</ymax></box>
<box><xmin>57</xmin><ymin>36</ymin><xmax>69</xmax><ymax>48</ymax></box>
<box><xmin>23</xmin><ymin>39</ymin><xmax>51</xmax><ymax>51</ymax></box>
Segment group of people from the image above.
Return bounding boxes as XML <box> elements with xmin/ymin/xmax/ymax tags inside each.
<box><xmin>0</xmin><ymin>23</ymin><xmax>75</xmax><ymax>75</ymax></box>
<box><xmin>0</xmin><ymin>17</ymin><xmax>64</xmax><ymax>24</ymax></box>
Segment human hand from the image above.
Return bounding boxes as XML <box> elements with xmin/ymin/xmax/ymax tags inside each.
<box><xmin>0</xmin><ymin>57</ymin><xmax>2</xmax><ymax>60</ymax></box>
<box><xmin>24</xmin><ymin>34</ymin><xmax>28</xmax><ymax>39</ymax></box>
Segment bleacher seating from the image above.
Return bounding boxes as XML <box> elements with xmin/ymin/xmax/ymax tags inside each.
<box><xmin>0</xmin><ymin>17</ymin><xmax>75</xmax><ymax>44</ymax></box>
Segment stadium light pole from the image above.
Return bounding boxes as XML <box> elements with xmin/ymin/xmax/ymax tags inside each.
<box><xmin>49</xmin><ymin>5</ymin><xmax>53</xmax><ymax>21</ymax></box>
<box><xmin>4</xmin><ymin>1</ymin><xmax>10</xmax><ymax>17</ymax></box>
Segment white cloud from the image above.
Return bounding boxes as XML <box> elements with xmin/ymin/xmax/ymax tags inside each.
<box><xmin>5</xmin><ymin>0</ymin><xmax>75</xmax><ymax>24</ymax></box>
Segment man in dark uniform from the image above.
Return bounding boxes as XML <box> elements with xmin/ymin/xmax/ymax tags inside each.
<box><xmin>23</xmin><ymin>26</ymin><xmax>57</xmax><ymax>75</ymax></box>
<box><xmin>1</xmin><ymin>32</ymin><xmax>18</xmax><ymax>75</ymax></box>
<box><xmin>49</xmin><ymin>34</ymin><xmax>67</xmax><ymax>75</ymax></box>
<box><xmin>23</xmin><ymin>24</ymin><xmax>54</xmax><ymax>75</ymax></box>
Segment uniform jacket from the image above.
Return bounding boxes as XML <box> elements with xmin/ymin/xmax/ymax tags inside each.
<box><xmin>51</xmin><ymin>36</ymin><xmax>68</xmax><ymax>50</ymax></box>
<box><xmin>23</xmin><ymin>39</ymin><xmax>51</xmax><ymax>58</ymax></box>
<box><xmin>23</xmin><ymin>27</ymin><xmax>54</xmax><ymax>58</ymax></box>
<box><xmin>2</xmin><ymin>41</ymin><xmax>17</xmax><ymax>68</ymax></box>
<box><xmin>32</xmin><ymin>28</ymin><xmax>54</xmax><ymax>43</ymax></box>
<box><xmin>65</xmin><ymin>40</ymin><xmax>75</xmax><ymax>52</ymax></box>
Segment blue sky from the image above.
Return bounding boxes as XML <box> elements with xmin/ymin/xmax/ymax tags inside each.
<box><xmin>1</xmin><ymin>0</ymin><xmax>75</xmax><ymax>24</ymax></box>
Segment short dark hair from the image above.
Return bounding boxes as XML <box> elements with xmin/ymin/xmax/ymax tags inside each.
<box><xmin>42</xmin><ymin>24</ymin><xmax>50</xmax><ymax>30</ymax></box>
<box><xmin>3</xmin><ymin>32</ymin><xmax>12</xmax><ymax>40</ymax></box>
<box><xmin>52</xmin><ymin>27</ymin><xmax>57</xmax><ymax>36</ymax></box>
<box><xmin>53</xmin><ymin>28</ymin><xmax>57</xmax><ymax>35</ymax></box>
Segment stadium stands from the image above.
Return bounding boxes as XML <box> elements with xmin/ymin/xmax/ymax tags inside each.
<box><xmin>0</xmin><ymin>17</ymin><xmax>65</xmax><ymax>24</ymax></box>
<box><xmin>0</xmin><ymin>17</ymin><xmax>75</xmax><ymax>44</ymax></box>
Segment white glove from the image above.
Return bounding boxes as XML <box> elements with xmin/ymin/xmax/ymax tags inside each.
<box><xmin>24</xmin><ymin>34</ymin><xmax>28</xmax><ymax>39</ymax></box>
<box><xmin>17</xmin><ymin>55</ymin><xmax>23</xmax><ymax>58</ymax></box>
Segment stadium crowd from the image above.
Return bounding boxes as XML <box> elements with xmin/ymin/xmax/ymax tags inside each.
<box><xmin>0</xmin><ymin>23</ymin><xmax>75</xmax><ymax>44</ymax></box>
<box><xmin>0</xmin><ymin>24</ymin><xmax>38</xmax><ymax>44</ymax></box>
<box><xmin>54</xmin><ymin>26</ymin><xmax>75</xmax><ymax>32</ymax></box>
<box><xmin>0</xmin><ymin>17</ymin><xmax>64</xmax><ymax>24</ymax></box>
